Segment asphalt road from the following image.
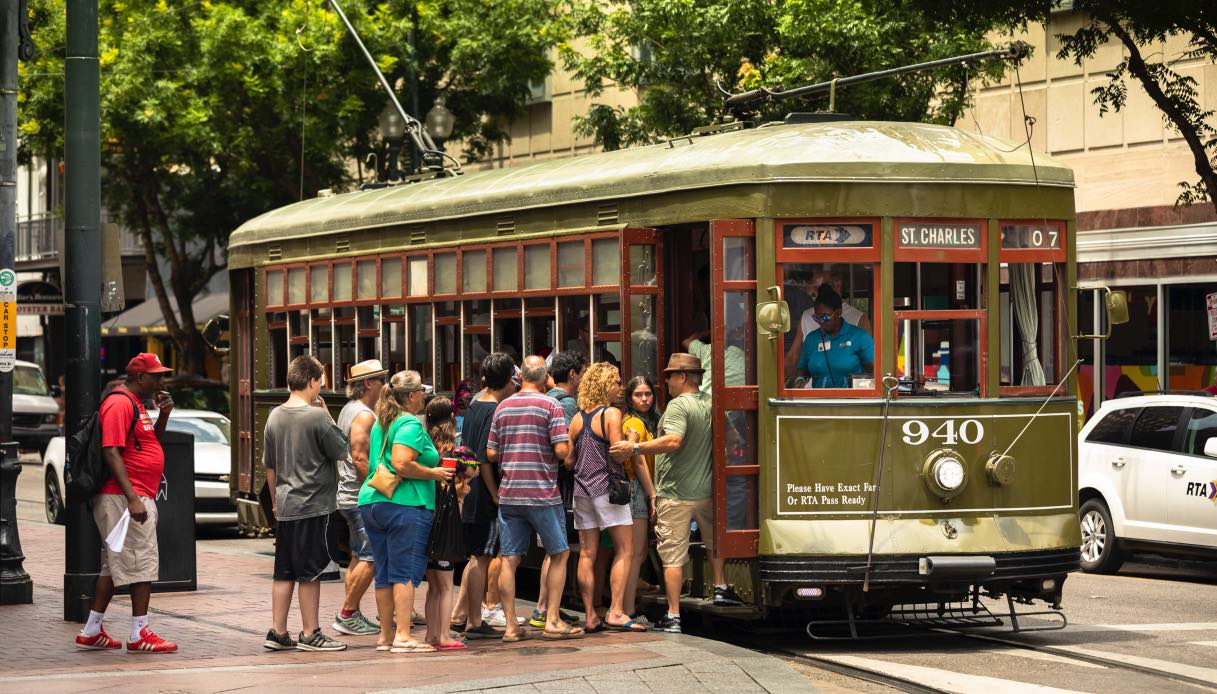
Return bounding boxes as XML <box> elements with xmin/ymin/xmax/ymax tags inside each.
<box><xmin>12</xmin><ymin>457</ymin><xmax>1217</xmax><ymax>692</ymax></box>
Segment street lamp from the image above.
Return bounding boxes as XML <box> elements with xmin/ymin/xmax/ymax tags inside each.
<box><xmin>378</xmin><ymin>102</ymin><xmax>407</xmax><ymax>181</ymax></box>
<box><xmin>425</xmin><ymin>98</ymin><xmax>455</xmax><ymax>154</ymax></box>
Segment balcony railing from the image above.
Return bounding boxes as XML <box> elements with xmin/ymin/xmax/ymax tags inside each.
<box><xmin>16</xmin><ymin>211</ymin><xmax>143</xmax><ymax>265</ymax></box>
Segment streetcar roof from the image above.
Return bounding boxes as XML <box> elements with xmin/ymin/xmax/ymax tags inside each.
<box><xmin>229</xmin><ymin>120</ymin><xmax>1073</xmax><ymax>250</ymax></box>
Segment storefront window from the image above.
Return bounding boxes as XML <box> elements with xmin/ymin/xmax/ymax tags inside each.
<box><xmin>1105</xmin><ymin>285</ymin><xmax>1158</xmax><ymax>398</ymax></box>
<box><xmin>1168</xmin><ymin>284</ymin><xmax>1217</xmax><ymax>392</ymax></box>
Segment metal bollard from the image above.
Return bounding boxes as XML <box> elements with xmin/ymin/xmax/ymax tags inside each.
<box><xmin>0</xmin><ymin>441</ymin><xmax>33</xmax><ymax>604</ymax></box>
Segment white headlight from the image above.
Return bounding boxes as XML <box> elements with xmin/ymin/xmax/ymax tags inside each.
<box><xmin>934</xmin><ymin>458</ymin><xmax>966</xmax><ymax>490</ymax></box>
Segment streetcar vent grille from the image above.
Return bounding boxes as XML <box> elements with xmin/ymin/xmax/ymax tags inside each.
<box><xmin>408</xmin><ymin>225</ymin><xmax>427</xmax><ymax>244</ymax></box>
<box><xmin>334</xmin><ymin>237</ymin><xmax>350</xmax><ymax>254</ymax></box>
<box><xmin>267</xmin><ymin>244</ymin><xmax>282</xmax><ymax>261</ymax></box>
<box><xmin>597</xmin><ymin>204</ymin><xmax>619</xmax><ymax>226</ymax></box>
<box><xmin>496</xmin><ymin>218</ymin><xmax>516</xmax><ymax>236</ymax></box>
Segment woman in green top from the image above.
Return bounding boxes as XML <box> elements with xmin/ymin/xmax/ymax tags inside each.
<box><xmin>358</xmin><ymin>370</ymin><xmax>454</xmax><ymax>654</ymax></box>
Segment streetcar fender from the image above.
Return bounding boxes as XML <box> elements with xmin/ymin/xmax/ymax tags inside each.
<box><xmin>1077</xmin><ymin>475</ymin><xmax>1126</xmax><ymax>537</ymax></box>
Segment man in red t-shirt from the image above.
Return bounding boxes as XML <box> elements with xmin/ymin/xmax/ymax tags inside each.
<box><xmin>75</xmin><ymin>353</ymin><xmax>178</xmax><ymax>653</ymax></box>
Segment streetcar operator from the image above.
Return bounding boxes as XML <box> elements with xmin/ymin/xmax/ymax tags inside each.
<box><xmin>795</xmin><ymin>284</ymin><xmax>874</xmax><ymax>389</ymax></box>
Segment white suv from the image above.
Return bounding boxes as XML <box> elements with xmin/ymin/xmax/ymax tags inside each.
<box><xmin>1077</xmin><ymin>393</ymin><xmax>1217</xmax><ymax>573</ymax></box>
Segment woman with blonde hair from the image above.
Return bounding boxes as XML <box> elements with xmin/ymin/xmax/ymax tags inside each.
<box><xmin>565</xmin><ymin>362</ymin><xmax>646</xmax><ymax>632</ymax></box>
<box><xmin>358</xmin><ymin>371</ymin><xmax>454</xmax><ymax>654</ymax></box>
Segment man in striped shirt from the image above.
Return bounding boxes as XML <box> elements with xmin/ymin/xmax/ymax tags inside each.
<box><xmin>486</xmin><ymin>355</ymin><xmax>584</xmax><ymax>641</ymax></box>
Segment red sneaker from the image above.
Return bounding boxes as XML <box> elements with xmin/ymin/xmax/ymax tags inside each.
<box><xmin>127</xmin><ymin>626</ymin><xmax>178</xmax><ymax>653</ymax></box>
<box><xmin>75</xmin><ymin>628</ymin><xmax>122</xmax><ymax>650</ymax></box>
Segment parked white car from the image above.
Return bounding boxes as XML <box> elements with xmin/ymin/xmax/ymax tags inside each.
<box><xmin>42</xmin><ymin>408</ymin><xmax>237</xmax><ymax>526</ymax></box>
<box><xmin>13</xmin><ymin>360</ymin><xmax>59</xmax><ymax>456</ymax></box>
<box><xmin>1077</xmin><ymin>393</ymin><xmax>1217</xmax><ymax>573</ymax></box>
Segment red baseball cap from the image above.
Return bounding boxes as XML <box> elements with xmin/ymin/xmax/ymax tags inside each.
<box><xmin>126</xmin><ymin>353</ymin><xmax>173</xmax><ymax>376</ymax></box>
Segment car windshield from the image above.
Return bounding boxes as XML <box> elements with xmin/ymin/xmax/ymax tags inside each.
<box><xmin>162</xmin><ymin>416</ymin><xmax>231</xmax><ymax>445</ymax></box>
<box><xmin>13</xmin><ymin>365</ymin><xmax>48</xmax><ymax>396</ymax></box>
<box><xmin>166</xmin><ymin>384</ymin><xmax>230</xmax><ymax>417</ymax></box>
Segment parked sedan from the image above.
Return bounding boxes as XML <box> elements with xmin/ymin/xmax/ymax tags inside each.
<box><xmin>43</xmin><ymin>408</ymin><xmax>237</xmax><ymax>526</ymax></box>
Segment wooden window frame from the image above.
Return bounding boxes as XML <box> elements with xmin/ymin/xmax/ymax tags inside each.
<box><xmin>403</xmin><ymin>252</ymin><xmax>432</xmax><ymax>303</ymax></box>
<box><xmin>264</xmin><ymin>267</ymin><xmax>287</xmax><ymax>309</ymax></box>
<box><xmin>999</xmin><ymin>260</ymin><xmax>1066</xmax><ymax>398</ymax></box>
<box><xmin>432</xmin><ymin>251</ymin><xmax>459</xmax><ymax>300</ymax></box>
<box><xmin>380</xmin><ymin>254</ymin><xmax>405</xmax><ymax>301</ymax></box>
<box><xmin>487</xmin><ymin>242</ymin><xmax>522</xmax><ymax>295</ymax></box>
<box><xmin>894</xmin><ymin>309</ymin><xmax>989</xmax><ymax>399</ymax></box>
<box><xmin>460</xmin><ymin>247</ymin><xmax>491</xmax><ymax>298</ymax></box>
<box><xmin>354</xmin><ymin>258</ymin><xmax>380</xmax><ymax>306</ymax></box>
<box><xmin>520</xmin><ymin>240</ymin><xmax>556</xmax><ymax>296</ymax></box>
<box><xmin>330</xmin><ymin>260</ymin><xmax>356</xmax><ymax>307</ymax></box>
<box><xmin>283</xmin><ymin>263</ymin><xmax>310</xmax><ymax>311</ymax></box>
<box><xmin>774</xmin><ymin>219</ymin><xmax>882</xmax><ymax>399</ymax></box>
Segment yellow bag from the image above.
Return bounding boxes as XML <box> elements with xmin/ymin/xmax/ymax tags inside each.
<box><xmin>367</xmin><ymin>426</ymin><xmax>399</xmax><ymax>497</ymax></box>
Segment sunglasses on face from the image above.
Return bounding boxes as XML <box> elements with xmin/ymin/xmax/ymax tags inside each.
<box><xmin>813</xmin><ymin>312</ymin><xmax>836</xmax><ymax>324</ymax></box>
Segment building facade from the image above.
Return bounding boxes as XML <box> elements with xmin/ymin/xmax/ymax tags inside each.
<box><xmin>955</xmin><ymin>12</ymin><xmax>1217</xmax><ymax>414</ymax></box>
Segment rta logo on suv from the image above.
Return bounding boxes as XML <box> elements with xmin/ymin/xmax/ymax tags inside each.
<box><xmin>1183</xmin><ymin>480</ymin><xmax>1217</xmax><ymax>501</ymax></box>
<box><xmin>1078</xmin><ymin>393</ymin><xmax>1217</xmax><ymax>574</ymax></box>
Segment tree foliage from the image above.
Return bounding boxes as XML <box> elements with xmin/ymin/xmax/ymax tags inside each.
<box><xmin>18</xmin><ymin>0</ymin><xmax>563</xmax><ymax>374</ymax></box>
<box><xmin>559</xmin><ymin>0</ymin><xmax>1012</xmax><ymax>150</ymax></box>
<box><xmin>913</xmin><ymin>0</ymin><xmax>1217</xmax><ymax>214</ymax></box>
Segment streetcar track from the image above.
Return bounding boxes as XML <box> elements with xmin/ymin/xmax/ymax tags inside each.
<box><xmin>757</xmin><ymin>643</ymin><xmax>951</xmax><ymax>694</ymax></box>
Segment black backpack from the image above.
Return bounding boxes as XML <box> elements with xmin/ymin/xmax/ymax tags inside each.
<box><xmin>65</xmin><ymin>389</ymin><xmax>142</xmax><ymax>503</ymax></box>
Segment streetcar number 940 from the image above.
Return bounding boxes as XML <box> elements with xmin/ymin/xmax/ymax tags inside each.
<box><xmin>901</xmin><ymin>419</ymin><xmax>984</xmax><ymax>446</ymax></box>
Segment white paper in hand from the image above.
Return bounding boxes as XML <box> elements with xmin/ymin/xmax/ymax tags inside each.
<box><xmin>105</xmin><ymin>509</ymin><xmax>131</xmax><ymax>552</ymax></box>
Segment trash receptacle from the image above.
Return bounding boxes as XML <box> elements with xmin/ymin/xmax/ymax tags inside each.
<box><xmin>153</xmin><ymin>429</ymin><xmax>196</xmax><ymax>592</ymax></box>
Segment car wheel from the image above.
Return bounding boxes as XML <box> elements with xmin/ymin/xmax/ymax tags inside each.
<box><xmin>44</xmin><ymin>468</ymin><xmax>65</xmax><ymax>525</ymax></box>
<box><xmin>1079</xmin><ymin>498</ymin><xmax>1123</xmax><ymax>574</ymax></box>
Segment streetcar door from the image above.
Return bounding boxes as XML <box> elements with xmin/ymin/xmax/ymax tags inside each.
<box><xmin>710</xmin><ymin>219</ymin><xmax>760</xmax><ymax>557</ymax></box>
<box><xmin>621</xmin><ymin>228</ymin><xmax>664</xmax><ymax>385</ymax></box>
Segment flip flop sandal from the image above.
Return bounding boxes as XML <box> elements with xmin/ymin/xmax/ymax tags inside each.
<box><xmin>390</xmin><ymin>641</ymin><xmax>436</xmax><ymax>653</ymax></box>
<box><xmin>462</xmin><ymin>623</ymin><xmax>503</xmax><ymax>640</ymax></box>
<box><xmin>376</xmin><ymin>645</ymin><xmax>392</xmax><ymax>652</ymax></box>
<box><xmin>434</xmin><ymin>641</ymin><xmax>469</xmax><ymax>651</ymax></box>
<box><xmin>542</xmin><ymin>624</ymin><xmax>586</xmax><ymax>640</ymax></box>
<box><xmin>605</xmin><ymin>619</ymin><xmax>647</xmax><ymax>632</ymax></box>
<box><xmin>583</xmin><ymin>622</ymin><xmax>607</xmax><ymax>634</ymax></box>
<box><xmin>501</xmin><ymin>630</ymin><xmax>529</xmax><ymax>643</ymax></box>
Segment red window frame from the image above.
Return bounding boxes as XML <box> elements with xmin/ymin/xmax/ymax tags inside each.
<box><xmin>894</xmin><ymin>217</ymin><xmax>988</xmax><ymax>263</ymax></box>
<box><xmin>999</xmin><ymin>219</ymin><xmax>1067</xmax><ymax>396</ymax></box>
<box><xmin>893</xmin><ymin>309</ymin><xmax>989</xmax><ymax>398</ymax></box>
<box><xmin>264</xmin><ymin>267</ymin><xmax>287</xmax><ymax>309</ymax></box>
<box><xmin>775</xmin><ymin>217</ymin><xmax>882</xmax><ymax>399</ymax></box>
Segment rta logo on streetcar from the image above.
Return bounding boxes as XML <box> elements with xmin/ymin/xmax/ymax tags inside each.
<box><xmin>1183</xmin><ymin>480</ymin><xmax>1217</xmax><ymax>501</ymax></box>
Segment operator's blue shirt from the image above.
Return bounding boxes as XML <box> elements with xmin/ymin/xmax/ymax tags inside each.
<box><xmin>797</xmin><ymin>320</ymin><xmax>874</xmax><ymax>388</ymax></box>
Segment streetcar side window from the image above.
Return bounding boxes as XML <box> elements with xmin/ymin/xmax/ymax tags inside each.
<box><xmin>999</xmin><ymin>262</ymin><xmax>1063</xmax><ymax>390</ymax></box>
<box><xmin>893</xmin><ymin>261</ymin><xmax>986</xmax><ymax>397</ymax></box>
<box><xmin>779</xmin><ymin>262</ymin><xmax>876</xmax><ymax>391</ymax></box>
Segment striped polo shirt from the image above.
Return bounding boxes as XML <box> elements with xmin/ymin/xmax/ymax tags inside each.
<box><xmin>486</xmin><ymin>392</ymin><xmax>570</xmax><ymax>506</ymax></box>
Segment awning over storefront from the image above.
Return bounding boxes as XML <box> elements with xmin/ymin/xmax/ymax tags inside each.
<box><xmin>101</xmin><ymin>292</ymin><xmax>228</xmax><ymax>337</ymax></box>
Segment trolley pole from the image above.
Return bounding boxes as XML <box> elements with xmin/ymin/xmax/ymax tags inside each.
<box><xmin>0</xmin><ymin>0</ymin><xmax>33</xmax><ymax>606</ymax></box>
<box><xmin>62</xmin><ymin>0</ymin><xmax>102</xmax><ymax>622</ymax></box>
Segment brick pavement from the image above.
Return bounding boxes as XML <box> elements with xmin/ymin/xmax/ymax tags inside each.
<box><xmin>0</xmin><ymin>520</ymin><xmax>813</xmax><ymax>693</ymax></box>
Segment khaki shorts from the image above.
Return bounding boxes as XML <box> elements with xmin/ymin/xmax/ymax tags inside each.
<box><xmin>655</xmin><ymin>497</ymin><xmax>714</xmax><ymax>568</ymax></box>
<box><xmin>93</xmin><ymin>494</ymin><xmax>159</xmax><ymax>587</ymax></box>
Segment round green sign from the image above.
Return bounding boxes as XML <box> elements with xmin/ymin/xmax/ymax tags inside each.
<box><xmin>0</xmin><ymin>270</ymin><xmax>14</xmax><ymax>288</ymax></box>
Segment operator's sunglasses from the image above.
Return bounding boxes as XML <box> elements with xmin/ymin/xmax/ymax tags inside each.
<box><xmin>813</xmin><ymin>312</ymin><xmax>835</xmax><ymax>324</ymax></box>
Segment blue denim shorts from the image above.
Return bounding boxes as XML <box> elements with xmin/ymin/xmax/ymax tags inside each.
<box><xmin>339</xmin><ymin>507</ymin><xmax>374</xmax><ymax>562</ymax></box>
<box><xmin>629</xmin><ymin>479</ymin><xmax>649</xmax><ymax>520</ymax></box>
<box><xmin>498</xmin><ymin>504</ymin><xmax>568</xmax><ymax>557</ymax></box>
<box><xmin>360</xmin><ymin>502</ymin><xmax>433</xmax><ymax>588</ymax></box>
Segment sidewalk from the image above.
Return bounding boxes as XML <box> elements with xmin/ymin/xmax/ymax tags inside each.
<box><xmin>0</xmin><ymin>519</ymin><xmax>815</xmax><ymax>693</ymax></box>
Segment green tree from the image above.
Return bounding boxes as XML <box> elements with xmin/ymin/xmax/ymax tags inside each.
<box><xmin>913</xmin><ymin>0</ymin><xmax>1217</xmax><ymax>215</ymax></box>
<box><xmin>559</xmin><ymin>0</ymin><xmax>1011</xmax><ymax>150</ymax></box>
<box><xmin>18</xmin><ymin>0</ymin><xmax>563</xmax><ymax>375</ymax></box>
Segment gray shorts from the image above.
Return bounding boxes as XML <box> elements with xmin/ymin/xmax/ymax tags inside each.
<box><xmin>340</xmin><ymin>507</ymin><xmax>374</xmax><ymax>562</ymax></box>
<box><xmin>629</xmin><ymin>479</ymin><xmax>649</xmax><ymax>520</ymax></box>
<box><xmin>94</xmin><ymin>494</ymin><xmax>159</xmax><ymax>587</ymax></box>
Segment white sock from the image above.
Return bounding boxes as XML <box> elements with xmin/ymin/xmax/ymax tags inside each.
<box><xmin>131</xmin><ymin>615</ymin><xmax>149</xmax><ymax>641</ymax></box>
<box><xmin>83</xmin><ymin>610</ymin><xmax>104</xmax><ymax>637</ymax></box>
<box><xmin>667</xmin><ymin>612</ymin><xmax>680</xmax><ymax>619</ymax></box>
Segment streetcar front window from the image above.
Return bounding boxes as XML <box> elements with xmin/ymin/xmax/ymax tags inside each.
<box><xmin>780</xmin><ymin>262</ymin><xmax>876</xmax><ymax>391</ymax></box>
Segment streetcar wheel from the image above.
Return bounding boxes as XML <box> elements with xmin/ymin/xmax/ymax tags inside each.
<box><xmin>45</xmin><ymin>469</ymin><xmax>65</xmax><ymax>526</ymax></box>
<box><xmin>1079</xmin><ymin>499</ymin><xmax>1123</xmax><ymax>574</ymax></box>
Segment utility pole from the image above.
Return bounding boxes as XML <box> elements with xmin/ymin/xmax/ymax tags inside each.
<box><xmin>62</xmin><ymin>0</ymin><xmax>101</xmax><ymax>622</ymax></box>
<box><xmin>0</xmin><ymin>0</ymin><xmax>33</xmax><ymax>606</ymax></box>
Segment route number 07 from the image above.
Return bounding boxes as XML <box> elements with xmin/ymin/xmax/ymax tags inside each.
<box><xmin>901</xmin><ymin>419</ymin><xmax>984</xmax><ymax>446</ymax></box>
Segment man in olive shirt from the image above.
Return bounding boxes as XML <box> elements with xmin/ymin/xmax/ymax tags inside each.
<box><xmin>610</xmin><ymin>353</ymin><xmax>742</xmax><ymax>634</ymax></box>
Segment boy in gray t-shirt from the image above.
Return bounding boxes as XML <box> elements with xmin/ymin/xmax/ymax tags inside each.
<box><xmin>263</xmin><ymin>356</ymin><xmax>350</xmax><ymax>653</ymax></box>
<box><xmin>331</xmin><ymin>360</ymin><xmax>385</xmax><ymax>636</ymax></box>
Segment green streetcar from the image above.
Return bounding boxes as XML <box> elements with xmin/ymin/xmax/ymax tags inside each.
<box><xmin>224</xmin><ymin>115</ymin><xmax>1093</xmax><ymax>632</ymax></box>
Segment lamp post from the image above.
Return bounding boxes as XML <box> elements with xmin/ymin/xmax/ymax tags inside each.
<box><xmin>378</xmin><ymin>102</ymin><xmax>406</xmax><ymax>181</ymax></box>
<box><xmin>425</xmin><ymin>98</ymin><xmax>454</xmax><ymax>155</ymax></box>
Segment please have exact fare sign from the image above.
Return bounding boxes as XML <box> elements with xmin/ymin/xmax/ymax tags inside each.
<box><xmin>898</xmin><ymin>222</ymin><xmax>981</xmax><ymax>249</ymax></box>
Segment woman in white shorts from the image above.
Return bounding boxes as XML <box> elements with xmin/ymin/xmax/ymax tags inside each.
<box><xmin>565</xmin><ymin>362</ymin><xmax>646</xmax><ymax>632</ymax></box>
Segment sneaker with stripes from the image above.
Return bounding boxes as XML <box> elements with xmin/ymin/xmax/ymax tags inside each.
<box><xmin>75</xmin><ymin>628</ymin><xmax>122</xmax><ymax>650</ymax></box>
<box><xmin>127</xmin><ymin>626</ymin><xmax>178</xmax><ymax>653</ymax></box>
<box><xmin>296</xmin><ymin>628</ymin><xmax>347</xmax><ymax>652</ymax></box>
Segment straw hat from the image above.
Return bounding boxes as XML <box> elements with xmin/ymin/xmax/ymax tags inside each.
<box><xmin>662</xmin><ymin>352</ymin><xmax>705</xmax><ymax>375</ymax></box>
<box><xmin>348</xmin><ymin>359</ymin><xmax>388</xmax><ymax>383</ymax></box>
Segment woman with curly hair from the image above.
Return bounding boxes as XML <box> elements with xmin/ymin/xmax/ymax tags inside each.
<box><xmin>565</xmin><ymin>362</ymin><xmax>646</xmax><ymax>632</ymax></box>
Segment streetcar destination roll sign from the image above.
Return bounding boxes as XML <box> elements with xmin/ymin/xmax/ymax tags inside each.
<box><xmin>782</xmin><ymin>223</ymin><xmax>873</xmax><ymax>249</ymax></box>
<box><xmin>898</xmin><ymin>222</ymin><xmax>981</xmax><ymax>249</ymax></box>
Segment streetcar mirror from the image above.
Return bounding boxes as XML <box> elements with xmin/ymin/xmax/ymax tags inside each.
<box><xmin>1105</xmin><ymin>290</ymin><xmax>1129</xmax><ymax>326</ymax></box>
<box><xmin>203</xmin><ymin>314</ymin><xmax>231</xmax><ymax>355</ymax></box>
<box><xmin>756</xmin><ymin>288</ymin><xmax>791</xmax><ymax>340</ymax></box>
